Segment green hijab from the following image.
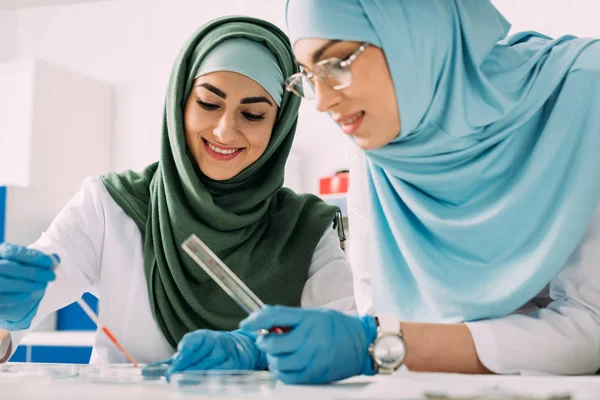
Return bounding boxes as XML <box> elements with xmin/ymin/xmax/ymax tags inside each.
<box><xmin>101</xmin><ymin>16</ymin><xmax>341</xmax><ymax>348</ymax></box>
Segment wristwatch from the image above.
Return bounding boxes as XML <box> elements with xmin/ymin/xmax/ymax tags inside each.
<box><xmin>368</xmin><ymin>314</ymin><xmax>407</xmax><ymax>374</ymax></box>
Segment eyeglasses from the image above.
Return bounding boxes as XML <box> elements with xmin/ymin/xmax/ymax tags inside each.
<box><xmin>285</xmin><ymin>42</ymin><xmax>370</xmax><ymax>100</ymax></box>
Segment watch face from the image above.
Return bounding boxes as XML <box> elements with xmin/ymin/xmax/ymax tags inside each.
<box><xmin>374</xmin><ymin>335</ymin><xmax>406</xmax><ymax>367</ymax></box>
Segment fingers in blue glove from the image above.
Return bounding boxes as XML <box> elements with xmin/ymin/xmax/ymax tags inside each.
<box><xmin>0</xmin><ymin>246</ymin><xmax>55</xmax><ymax>331</ymax></box>
<box><xmin>240</xmin><ymin>305</ymin><xmax>306</xmax><ymax>332</ymax></box>
<box><xmin>167</xmin><ymin>329</ymin><xmax>266</xmax><ymax>378</ymax></box>
<box><xmin>270</xmin><ymin>364</ymin><xmax>327</xmax><ymax>385</ymax></box>
<box><xmin>0</xmin><ymin>278</ymin><xmax>48</xmax><ymax>292</ymax></box>
<box><xmin>0</xmin><ymin>297</ymin><xmax>44</xmax><ymax>330</ymax></box>
<box><xmin>0</xmin><ymin>292</ymin><xmax>31</xmax><ymax>306</ymax></box>
<box><xmin>0</xmin><ymin>260</ymin><xmax>56</xmax><ymax>283</ymax></box>
<box><xmin>189</xmin><ymin>346</ymin><xmax>230</xmax><ymax>370</ymax></box>
<box><xmin>168</xmin><ymin>332</ymin><xmax>215</xmax><ymax>374</ymax></box>
<box><xmin>266</xmin><ymin>346</ymin><xmax>318</xmax><ymax>374</ymax></box>
<box><xmin>0</xmin><ymin>297</ymin><xmax>42</xmax><ymax>314</ymax></box>
<box><xmin>254</xmin><ymin>320</ymin><xmax>311</xmax><ymax>355</ymax></box>
<box><xmin>0</xmin><ymin>244</ymin><xmax>58</xmax><ymax>268</ymax></box>
<box><xmin>172</xmin><ymin>344</ymin><xmax>230</xmax><ymax>373</ymax></box>
<box><xmin>266</xmin><ymin>347</ymin><xmax>330</xmax><ymax>385</ymax></box>
<box><xmin>271</xmin><ymin>370</ymin><xmax>312</xmax><ymax>385</ymax></box>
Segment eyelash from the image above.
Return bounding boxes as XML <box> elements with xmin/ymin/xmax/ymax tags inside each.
<box><xmin>197</xmin><ymin>100</ymin><xmax>265</xmax><ymax>122</ymax></box>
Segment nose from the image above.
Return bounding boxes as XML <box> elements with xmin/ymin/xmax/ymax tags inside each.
<box><xmin>314</xmin><ymin>80</ymin><xmax>342</xmax><ymax>113</ymax></box>
<box><xmin>212</xmin><ymin>111</ymin><xmax>238</xmax><ymax>143</ymax></box>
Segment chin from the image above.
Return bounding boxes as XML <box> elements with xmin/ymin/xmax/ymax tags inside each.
<box><xmin>207</xmin><ymin>173</ymin><xmax>236</xmax><ymax>181</ymax></box>
<box><xmin>201</xmin><ymin>168</ymin><xmax>238</xmax><ymax>181</ymax></box>
<box><xmin>354</xmin><ymin>136</ymin><xmax>385</xmax><ymax>151</ymax></box>
<box><xmin>354</xmin><ymin>128</ymin><xmax>400</xmax><ymax>150</ymax></box>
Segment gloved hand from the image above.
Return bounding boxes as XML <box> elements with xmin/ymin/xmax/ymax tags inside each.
<box><xmin>0</xmin><ymin>243</ymin><xmax>57</xmax><ymax>331</ymax></box>
<box><xmin>240</xmin><ymin>305</ymin><xmax>378</xmax><ymax>385</ymax></box>
<box><xmin>162</xmin><ymin>329</ymin><xmax>267</xmax><ymax>376</ymax></box>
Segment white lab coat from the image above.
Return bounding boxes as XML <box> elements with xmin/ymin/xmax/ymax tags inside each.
<box><xmin>347</xmin><ymin>148</ymin><xmax>600</xmax><ymax>375</ymax></box>
<box><xmin>2</xmin><ymin>177</ymin><xmax>356</xmax><ymax>364</ymax></box>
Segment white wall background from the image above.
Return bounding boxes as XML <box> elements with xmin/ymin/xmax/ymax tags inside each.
<box><xmin>1</xmin><ymin>59</ymin><xmax>112</xmax><ymax>245</ymax></box>
<box><xmin>2</xmin><ymin>0</ymin><xmax>600</xmax><ymax>197</ymax></box>
<box><xmin>492</xmin><ymin>0</ymin><xmax>600</xmax><ymax>38</ymax></box>
<box><xmin>4</xmin><ymin>0</ymin><xmax>358</xmax><ymax>194</ymax></box>
<box><xmin>0</xmin><ymin>10</ymin><xmax>17</xmax><ymax>61</ymax></box>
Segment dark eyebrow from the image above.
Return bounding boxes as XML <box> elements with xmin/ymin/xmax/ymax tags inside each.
<box><xmin>196</xmin><ymin>83</ymin><xmax>226</xmax><ymax>99</ymax></box>
<box><xmin>312</xmin><ymin>40</ymin><xmax>341</xmax><ymax>64</ymax></box>
<box><xmin>241</xmin><ymin>96</ymin><xmax>273</xmax><ymax>106</ymax></box>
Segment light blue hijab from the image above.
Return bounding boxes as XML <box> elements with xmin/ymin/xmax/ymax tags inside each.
<box><xmin>286</xmin><ymin>0</ymin><xmax>600</xmax><ymax>322</ymax></box>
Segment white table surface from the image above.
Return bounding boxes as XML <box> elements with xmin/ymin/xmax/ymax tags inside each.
<box><xmin>2</xmin><ymin>365</ymin><xmax>600</xmax><ymax>400</ymax></box>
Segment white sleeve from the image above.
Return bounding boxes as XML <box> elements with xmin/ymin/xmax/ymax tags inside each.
<box><xmin>466</xmin><ymin>206</ymin><xmax>600</xmax><ymax>375</ymax></box>
<box><xmin>4</xmin><ymin>177</ymin><xmax>106</xmax><ymax>360</ymax></box>
<box><xmin>347</xmin><ymin>147</ymin><xmax>373</xmax><ymax>316</ymax></box>
<box><xmin>300</xmin><ymin>225</ymin><xmax>357</xmax><ymax>315</ymax></box>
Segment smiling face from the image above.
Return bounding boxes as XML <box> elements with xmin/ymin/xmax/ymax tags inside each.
<box><xmin>293</xmin><ymin>39</ymin><xmax>401</xmax><ymax>150</ymax></box>
<box><xmin>184</xmin><ymin>71</ymin><xmax>279</xmax><ymax>181</ymax></box>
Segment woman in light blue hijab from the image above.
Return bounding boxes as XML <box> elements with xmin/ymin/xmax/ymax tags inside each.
<box><xmin>241</xmin><ymin>0</ymin><xmax>600</xmax><ymax>384</ymax></box>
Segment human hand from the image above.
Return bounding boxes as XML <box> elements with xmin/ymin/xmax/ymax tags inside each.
<box><xmin>0</xmin><ymin>243</ymin><xmax>57</xmax><ymax>330</ymax></box>
<box><xmin>240</xmin><ymin>305</ymin><xmax>377</xmax><ymax>384</ymax></box>
<box><xmin>161</xmin><ymin>329</ymin><xmax>267</xmax><ymax>377</ymax></box>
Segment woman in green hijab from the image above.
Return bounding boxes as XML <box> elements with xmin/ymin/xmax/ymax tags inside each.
<box><xmin>0</xmin><ymin>16</ymin><xmax>355</xmax><ymax>366</ymax></box>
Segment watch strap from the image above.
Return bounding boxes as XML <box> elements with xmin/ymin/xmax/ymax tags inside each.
<box><xmin>360</xmin><ymin>315</ymin><xmax>378</xmax><ymax>376</ymax></box>
<box><xmin>377</xmin><ymin>314</ymin><xmax>400</xmax><ymax>334</ymax></box>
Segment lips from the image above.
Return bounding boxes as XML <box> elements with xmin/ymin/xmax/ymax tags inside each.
<box><xmin>333</xmin><ymin>111</ymin><xmax>365</xmax><ymax>136</ymax></box>
<box><xmin>202</xmin><ymin>139</ymin><xmax>244</xmax><ymax>161</ymax></box>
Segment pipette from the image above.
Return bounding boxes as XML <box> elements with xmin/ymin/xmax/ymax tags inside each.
<box><xmin>49</xmin><ymin>255</ymin><xmax>138</xmax><ymax>367</ymax></box>
<box><xmin>181</xmin><ymin>234</ymin><xmax>287</xmax><ymax>334</ymax></box>
<box><xmin>75</xmin><ymin>296</ymin><xmax>138</xmax><ymax>367</ymax></box>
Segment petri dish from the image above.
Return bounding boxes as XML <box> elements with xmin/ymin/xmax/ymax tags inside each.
<box><xmin>0</xmin><ymin>363</ymin><xmax>80</xmax><ymax>380</ymax></box>
<box><xmin>141</xmin><ymin>363</ymin><xmax>169</xmax><ymax>381</ymax></box>
<box><xmin>81</xmin><ymin>363</ymin><xmax>168</xmax><ymax>384</ymax></box>
<box><xmin>170</xmin><ymin>370</ymin><xmax>278</xmax><ymax>395</ymax></box>
<box><xmin>81</xmin><ymin>364</ymin><xmax>143</xmax><ymax>384</ymax></box>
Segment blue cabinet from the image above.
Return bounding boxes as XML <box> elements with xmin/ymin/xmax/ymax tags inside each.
<box><xmin>9</xmin><ymin>346</ymin><xmax>26</xmax><ymax>362</ymax></box>
<box><xmin>57</xmin><ymin>293</ymin><xmax>98</xmax><ymax>331</ymax></box>
<box><xmin>9</xmin><ymin>346</ymin><xmax>92</xmax><ymax>364</ymax></box>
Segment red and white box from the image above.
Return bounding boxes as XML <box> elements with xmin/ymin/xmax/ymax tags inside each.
<box><xmin>319</xmin><ymin>171</ymin><xmax>349</xmax><ymax>195</ymax></box>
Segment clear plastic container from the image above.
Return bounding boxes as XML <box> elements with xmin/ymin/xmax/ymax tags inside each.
<box><xmin>170</xmin><ymin>370</ymin><xmax>278</xmax><ymax>395</ymax></box>
<box><xmin>141</xmin><ymin>363</ymin><xmax>169</xmax><ymax>381</ymax></box>
<box><xmin>81</xmin><ymin>363</ymin><xmax>168</xmax><ymax>384</ymax></box>
<box><xmin>0</xmin><ymin>363</ymin><xmax>80</xmax><ymax>380</ymax></box>
<box><xmin>81</xmin><ymin>364</ymin><xmax>143</xmax><ymax>384</ymax></box>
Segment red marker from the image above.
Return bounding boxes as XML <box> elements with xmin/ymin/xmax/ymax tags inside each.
<box><xmin>270</xmin><ymin>327</ymin><xmax>291</xmax><ymax>334</ymax></box>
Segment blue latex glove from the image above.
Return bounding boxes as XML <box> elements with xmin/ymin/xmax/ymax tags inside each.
<box><xmin>160</xmin><ymin>329</ymin><xmax>267</xmax><ymax>377</ymax></box>
<box><xmin>0</xmin><ymin>243</ymin><xmax>57</xmax><ymax>331</ymax></box>
<box><xmin>240</xmin><ymin>305</ymin><xmax>378</xmax><ymax>385</ymax></box>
